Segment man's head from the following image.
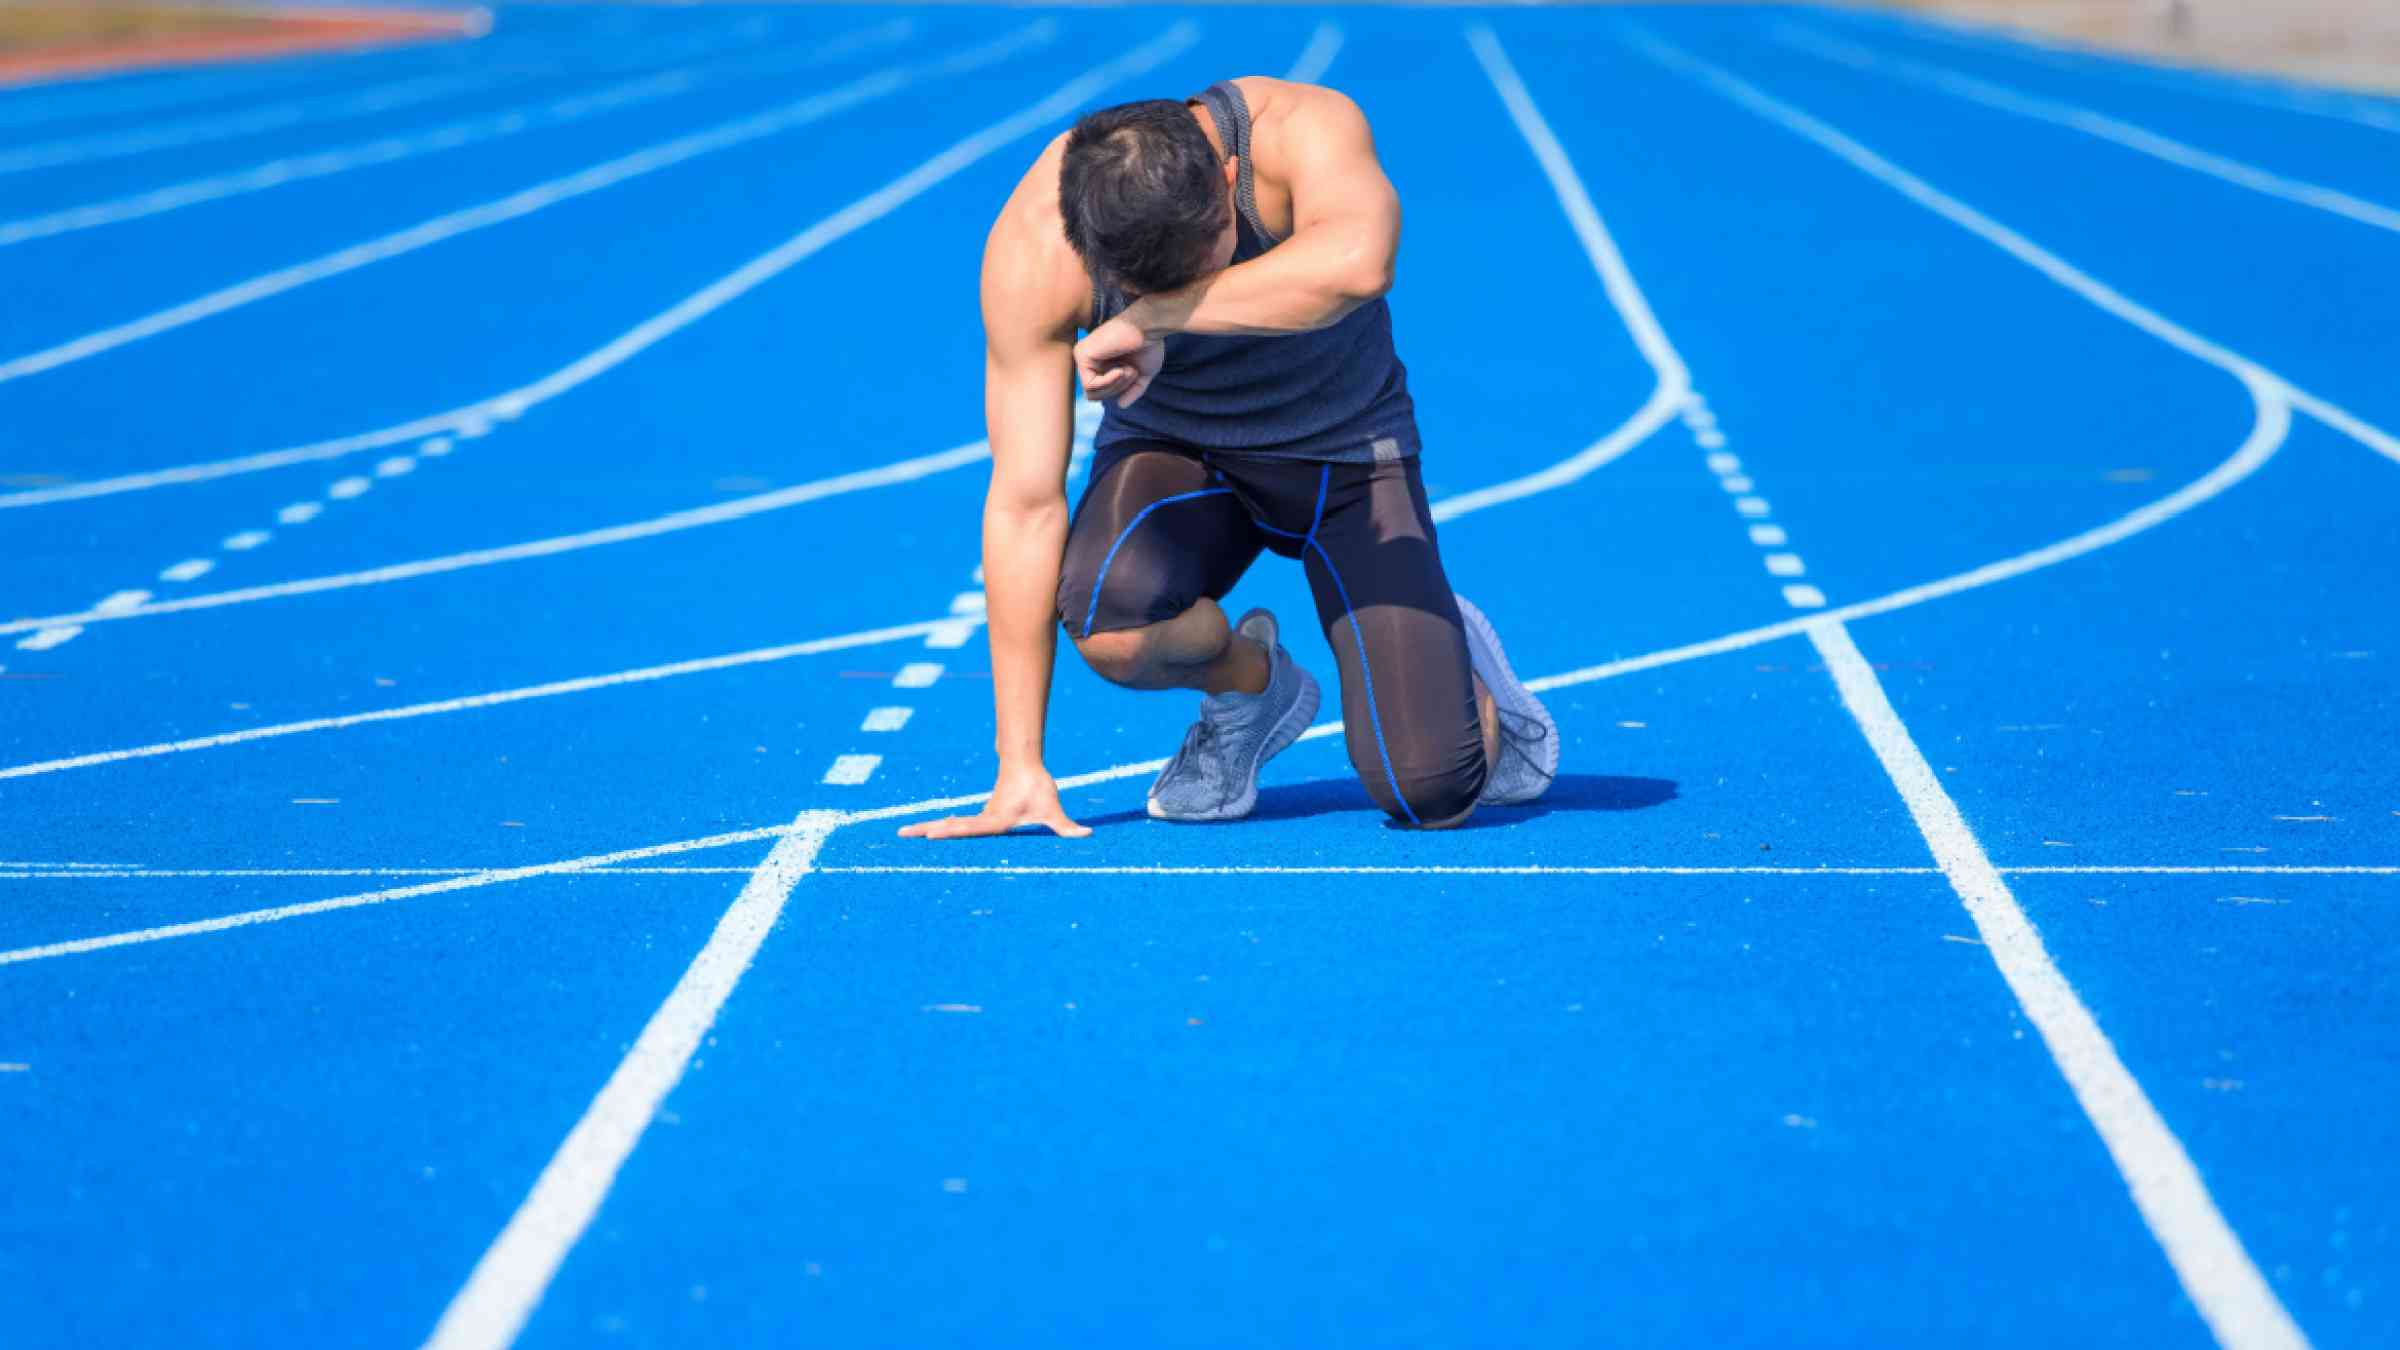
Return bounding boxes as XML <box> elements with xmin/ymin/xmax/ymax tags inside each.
<box><xmin>1058</xmin><ymin>99</ymin><xmax>1239</xmax><ymax>297</ymax></box>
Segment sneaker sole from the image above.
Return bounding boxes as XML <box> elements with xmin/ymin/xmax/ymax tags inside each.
<box><xmin>1456</xmin><ymin>596</ymin><xmax>1560</xmax><ymax>800</ymax></box>
<box><xmin>1146</xmin><ymin>665</ymin><xmax>1322</xmax><ymax>822</ymax></box>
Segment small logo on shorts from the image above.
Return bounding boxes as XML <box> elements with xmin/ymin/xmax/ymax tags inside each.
<box><xmin>1370</xmin><ymin>437</ymin><xmax>1401</xmax><ymax>463</ymax></box>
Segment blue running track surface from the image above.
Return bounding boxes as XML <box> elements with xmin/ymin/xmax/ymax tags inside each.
<box><xmin>2</xmin><ymin>5</ymin><xmax>2395</xmax><ymax>1346</ymax></box>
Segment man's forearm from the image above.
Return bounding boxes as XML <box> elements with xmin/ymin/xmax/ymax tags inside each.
<box><xmin>1130</xmin><ymin>226</ymin><xmax>1391</xmax><ymax>338</ymax></box>
<box><xmin>981</xmin><ymin>494</ymin><xmax>1070</xmax><ymax>766</ymax></box>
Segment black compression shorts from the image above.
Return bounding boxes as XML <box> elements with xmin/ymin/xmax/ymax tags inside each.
<box><xmin>1055</xmin><ymin>441</ymin><xmax>1488</xmax><ymax>827</ymax></box>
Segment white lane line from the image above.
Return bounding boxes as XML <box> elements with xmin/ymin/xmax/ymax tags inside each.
<box><xmin>0</xmin><ymin>67</ymin><xmax>524</xmax><ymax>176</ymax></box>
<box><xmin>860</xmin><ymin>706</ymin><xmax>914</xmax><ymax>732</ymax></box>
<box><xmin>93</xmin><ymin>589</ymin><xmax>151</xmax><ymax>614</ymax></box>
<box><xmin>1763</xmin><ymin>552</ymin><xmax>1806</xmax><ymax>576</ymax></box>
<box><xmin>221</xmin><ymin>530</ymin><xmax>271</xmax><ymax>551</ymax></box>
<box><xmin>0</xmin><ymin>440</ymin><xmax>995</xmax><ymax>637</ymax></box>
<box><xmin>420</xmin><ymin>812</ymin><xmax>841</xmax><ymax>1350</ymax></box>
<box><xmin>1748</xmin><ymin>523</ymin><xmax>1788</xmax><ymax>546</ymax></box>
<box><xmin>947</xmin><ymin>591</ymin><xmax>987</xmax><ymax>615</ymax></box>
<box><xmin>1808</xmin><ymin>620</ymin><xmax>2307</xmax><ymax>1350</ymax></box>
<box><xmin>1283</xmin><ymin>22</ymin><xmax>1344</xmax><ymax>84</ymax></box>
<box><xmin>893</xmin><ymin>662</ymin><xmax>944</xmax><ymax>689</ymax></box>
<box><xmin>0</xmin><ymin>821</ymin><xmax>809</xmax><ymax>968</ymax></box>
<box><xmin>375</xmin><ymin>457</ymin><xmax>416</xmax><ymax>479</ymax></box>
<box><xmin>158</xmin><ymin>558</ymin><xmax>215</xmax><ymax>583</ymax></box>
<box><xmin>1705</xmin><ymin>451</ymin><xmax>1741</xmax><ymax>473</ymax></box>
<box><xmin>1774</xmin><ymin>27</ymin><xmax>2400</xmax><ymax>237</ymax></box>
<box><xmin>1781</xmin><ymin>583</ymin><xmax>1827</xmax><ymax>609</ymax></box>
<box><xmin>278</xmin><ymin>502</ymin><xmax>323</xmax><ymax>524</ymax></box>
<box><xmin>0</xmin><ymin>24</ymin><xmax>1058</xmax><ymax>388</ymax></box>
<box><xmin>1695</xmin><ymin>428</ymin><xmax>1728</xmax><ymax>448</ymax></box>
<box><xmin>0</xmin><ymin>617</ymin><xmax>967</xmax><ymax>782</ymax></box>
<box><xmin>327</xmin><ymin>476</ymin><xmax>373</xmax><ymax>501</ymax></box>
<box><xmin>418</xmin><ymin>436</ymin><xmax>455</xmax><ymax>458</ymax></box>
<box><xmin>1719</xmin><ymin>474</ymin><xmax>1755</xmax><ymax>493</ymax></box>
<box><xmin>1443</xmin><ymin>24</ymin><xmax>1693</xmax><ymax>526</ymax></box>
<box><xmin>820</xmin><ymin>754</ymin><xmax>882</xmax><ymax>786</ymax></box>
<box><xmin>8</xmin><ymin>863</ymin><xmax>2392</xmax><ymax>881</ymax></box>
<box><xmin>0</xmin><ymin>22</ymin><xmax>918</xmax><ymax>248</ymax></box>
<box><xmin>0</xmin><ymin>23</ymin><xmax>1202</xmax><ymax>513</ymax></box>
<box><xmin>1734</xmin><ymin>496</ymin><xmax>1770</xmax><ymax>517</ymax></box>
<box><xmin>14</xmin><ymin>626</ymin><xmax>81</xmax><ymax>651</ymax></box>
<box><xmin>1627</xmin><ymin>28</ymin><xmax>2400</xmax><ymax>470</ymax></box>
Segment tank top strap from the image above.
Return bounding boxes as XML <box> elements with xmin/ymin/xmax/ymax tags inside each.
<box><xmin>1193</xmin><ymin>81</ymin><xmax>1278</xmax><ymax>245</ymax></box>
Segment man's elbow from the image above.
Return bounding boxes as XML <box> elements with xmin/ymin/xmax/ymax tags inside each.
<box><xmin>1333</xmin><ymin>240</ymin><xmax>1396</xmax><ymax>305</ymax></box>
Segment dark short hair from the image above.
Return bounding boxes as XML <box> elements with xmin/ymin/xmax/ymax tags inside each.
<box><xmin>1058</xmin><ymin>99</ymin><xmax>1229</xmax><ymax>295</ymax></box>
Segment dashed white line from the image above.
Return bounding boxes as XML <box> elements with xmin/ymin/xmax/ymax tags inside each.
<box><xmin>93</xmin><ymin>590</ymin><xmax>151</xmax><ymax>614</ymax></box>
<box><xmin>893</xmin><ymin>662</ymin><xmax>944</xmax><ymax>689</ymax></box>
<box><xmin>328</xmin><ymin>477</ymin><xmax>373</xmax><ymax>501</ymax></box>
<box><xmin>1696</xmin><ymin>428</ymin><xmax>1728</xmax><ymax>448</ymax></box>
<box><xmin>0</xmin><ymin>617</ymin><xmax>964</xmax><ymax>783</ymax></box>
<box><xmin>375</xmin><ymin>456</ymin><xmax>417</xmax><ymax>479</ymax></box>
<box><xmin>221</xmin><ymin>530</ymin><xmax>271</xmax><ymax>551</ymax></box>
<box><xmin>1734</xmin><ymin>496</ymin><xmax>1771</xmax><ymax>518</ymax></box>
<box><xmin>861</xmin><ymin>706</ymin><xmax>914</xmax><ymax>732</ymax></box>
<box><xmin>923</xmin><ymin>620</ymin><xmax>977</xmax><ymax>649</ymax></box>
<box><xmin>948</xmin><ymin>591</ymin><xmax>987</xmax><ymax>615</ymax></box>
<box><xmin>1782</xmin><ymin>584</ymin><xmax>1828</xmax><ymax>610</ymax></box>
<box><xmin>1719</xmin><ymin>474</ymin><xmax>1755</xmax><ymax>493</ymax></box>
<box><xmin>1705</xmin><ymin>451</ymin><xmax>1741</xmax><ymax>473</ymax></box>
<box><xmin>159</xmin><ymin>558</ymin><xmax>215</xmax><ymax>583</ymax></box>
<box><xmin>418</xmin><ymin>436</ymin><xmax>455</xmax><ymax>457</ymax></box>
<box><xmin>14</xmin><ymin>626</ymin><xmax>80</xmax><ymax>652</ymax></box>
<box><xmin>278</xmin><ymin>502</ymin><xmax>323</xmax><ymax>524</ymax></box>
<box><xmin>821</xmin><ymin>754</ymin><xmax>882</xmax><ymax>786</ymax></box>
<box><xmin>1749</xmin><ymin>523</ymin><xmax>1789</xmax><ymax>546</ymax></box>
<box><xmin>1764</xmin><ymin>552</ymin><xmax>1807</xmax><ymax>577</ymax></box>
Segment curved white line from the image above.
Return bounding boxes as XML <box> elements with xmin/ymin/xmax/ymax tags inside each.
<box><xmin>0</xmin><ymin>616</ymin><xmax>971</xmax><ymax>782</ymax></box>
<box><xmin>1529</xmin><ymin>370</ymin><xmax>2291</xmax><ymax>694</ymax></box>
<box><xmin>0</xmin><ymin>24</ymin><xmax>1057</xmax><ymax>388</ymax></box>
<box><xmin>0</xmin><ymin>440</ymin><xmax>995</xmax><ymax>637</ymax></box>
<box><xmin>0</xmin><ymin>19</ymin><xmax>1159</xmax><ymax>514</ymax></box>
<box><xmin>1628</xmin><ymin>28</ymin><xmax>2400</xmax><ymax>470</ymax></box>
<box><xmin>0</xmin><ymin>22</ymin><xmax>918</xmax><ymax>248</ymax></box>
<box><xmin>1775</xmin><ymin>26</ymin><xmax>2400</xmax><ymax>237</ymax></box>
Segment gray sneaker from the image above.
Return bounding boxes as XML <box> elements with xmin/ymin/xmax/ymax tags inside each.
<box><xmin>1147</xmin><ymin>608</ymin><xmax>1322</xmax><ymax>822</ymax></box>
<box><xmin>1456</xmin><ymin>594</ymin><xmax>1559</xmax><ymax>806</ymax></box>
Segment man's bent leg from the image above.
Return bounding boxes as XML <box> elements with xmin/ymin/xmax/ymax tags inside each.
<box><xmin>1228</xmin><ymin>456</ymin><xmax>1487</xmax><ymax>828</ymax></box>
<box><xmin>1054</xmin><ymin>444</ymin><xmax>1268</xmax><ymax>690</ymax></box>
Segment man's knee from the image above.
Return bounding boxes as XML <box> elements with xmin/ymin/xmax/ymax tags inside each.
<box><xmin>1073</xmin><ymin>626</ymin><xmax>1163</xmax><ymax>688</ymax></box>
<box><xmin>1372</xmin><ymin>757</ymin><xmax>1487</xmax><ymax>830</ymax></box>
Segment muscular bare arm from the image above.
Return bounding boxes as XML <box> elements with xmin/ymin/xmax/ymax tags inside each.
<box><xmin>902</xmin><ymin>145</ymin><xmax>1091</xmax><ymax>841</ymax></box>
<box><xmin>1077</xmin><ymin>84</ymin><xmax>1399</xmax><ymax>402</ymax></box>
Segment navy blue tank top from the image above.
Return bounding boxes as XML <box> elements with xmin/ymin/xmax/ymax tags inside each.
<box><xmin>1087</xmin><ymin>82</ymin><xmax>1419</xmax><ymax>464</ymax></box>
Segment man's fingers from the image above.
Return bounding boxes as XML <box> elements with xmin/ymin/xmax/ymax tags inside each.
<box><xmin>898</xmin><ymin>812</ymin><xmax>997</xmax><ymax>840</ymax></box>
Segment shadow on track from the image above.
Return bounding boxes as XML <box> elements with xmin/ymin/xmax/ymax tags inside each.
<box><xmin>1079</xmin><ymin>773</ymin><xmax>1679</xmax><ymax>830</ymax></box>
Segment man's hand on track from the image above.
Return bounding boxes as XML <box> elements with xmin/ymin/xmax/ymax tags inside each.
<box><xmin>899</xmin><ymin>762</ymin><xmax>1092</xmax><ymax>840</ymax></box>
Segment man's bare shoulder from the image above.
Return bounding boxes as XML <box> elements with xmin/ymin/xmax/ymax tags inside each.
<box><xmin>983</xmin><ymin>132</ymin><xmax>1088</xmax><ymax>342</ymax></box>
<box><xmin>1231</xmin><ymin>76</ymin><xmax>1370</xmax><ymax>159</ymax></box>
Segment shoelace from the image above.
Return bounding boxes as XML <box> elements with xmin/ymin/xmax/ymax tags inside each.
<box><xmin>1493</xmin><ymin>709</ymin><xmax>1556</xmax><ymax>787</ymax></box>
